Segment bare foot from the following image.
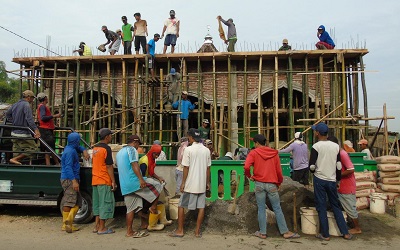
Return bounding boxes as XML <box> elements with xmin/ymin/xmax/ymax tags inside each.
<box><xmin>9</xmin><ymin>159</ymin><xmax>22</xmax><ymax>165</ymax></box>
<box><xmin>149</xmin><ymin>207</ymin><xmax>158</xmax><ymax>214</ymax></box>
<box><xmin>125</xmin><ymin>231</ymin><xmax>137</xmax><ymax>237</ymax></box>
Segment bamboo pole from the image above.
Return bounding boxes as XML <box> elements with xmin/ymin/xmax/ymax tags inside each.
<box><xmin>89</xmin><ymin>62</ymin><xmax>94</xmax><ymax>132</ymax></box>
<box><xmin>353</xmin><ymin>64</ymin><xmax>359</xmax><ymax>115</ymax></box>
<box><xmin>383</xmin><ymin>103</ymin><xmax>389</xmax><ymax>155</ymax></box>
<box><xmin>90</xmin><ymin>102</ymin><xmax>98</xmax><ymax>146</ymax></box>
<box><xmin>319</xmin><ymin>56</ymin><xmax>325</xmax><ymax>116</ymax></box>
<box><xmin>159</xmin><ymin>68</ymin><xmax>164</xmax><ymax>141</ymax></box>
<box><xmin>212</xmin><ymin>56</ymin><xmax>217</xmax><ymax>145</ymax></box>
<box><xmin>197</xmin><ymin>58</ymin><xmax>201</xmax><ymax>127</ymax></box>
<box><xmin>135</xmin><ymin>59</ymin><xmax>140</xmax><ymax>136</ymax></box>
<box><xmin>107</xmin><ymin>61</ymin><xmax>112</xmax><ymax>129</ymax></box>
<box><xmin>122</xmin><ymin>60</ymin><xmax>127</xmax><ymax>143</ymax></box>
<box><xmin>274</xmin><ymin>56</ymin><xmax>279</xmax><ymax>148</ymax></box>
<box><xmin>63</xmin><ymin>63</ymin><xmax>69</xmax><ymax>126</ymax></box>
<box><xmin>97</xmin><ymin>68</ymin><xmax>102</xmax><ymax>128</ymax></box>
<box><xmin>279</xmin><ymin>102</ymin><xmax>345</xmax><ymax>150</ymax></box>
<box><xmin>243</xmin><ymin>56</ymin><xmax>248</xmax><ymax>148</ymax></box>
<box><xmin>288</xmin><ymin>56</ymin><xmax>294</xmax><ymax>138</ymax></box>
<box><xmin>144</xmin><ymin>57</ymin><xmax>149</xmax><ymax>144</ymax></box>
<box><xmin>74</xmin><ymin>61</ymin><xmax>80</xmax><ymax>129</ymax></box>
<box><xmin>341</xmin><ymin>57</ymin><xmax>347</xmax><ymax>143</ymax></box>
<box><xmin>257</xmin><ymin>56</ymin><xmax>263</xmax><ymax>134</ymax></box>
<box><xmin>218</xmin><ymin>103</ymin><xmax>224</xmax><ymax>155</ymax></box>
<box><xmin>305</xmin><ymin>56</ymin><xmax>309</xmax><ymax>126</ymax></box>
<box><xmin>40</xmin><ymin>65</ymin><xmax>45</xmax><ymax>92</ymax></box>
<box><xmin>333</xmin><ymin>55</ymin><xmax>339</xmax><ymax>139</ymax></box>
<box><xmin>218</xmin><ymin>133</ymin><xmax>244</xmax><ymax>148</ymax></box>
<box><xmin>360</xmin><ymin>56</ymin><xmax>369</xmax><ymax>137</ymax></box>
<box><xmin>347</xmin><ymin>65</ymin><xmax>353</xmax><ymax>114</ymax></box>
<box><xmin>227</xmin><ymin>55</ymin><xmax>232</xmax><ymax>150</ymax></box>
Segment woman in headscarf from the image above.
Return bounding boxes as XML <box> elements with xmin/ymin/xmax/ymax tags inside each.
<box><xmin>139</xmin><ymin>144</ymin><xmax>164</xmax><ymax>182</ymax></box>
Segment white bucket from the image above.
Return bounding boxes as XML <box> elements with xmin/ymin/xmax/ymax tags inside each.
<box><xmin>300</xmin><ymin>207</ymin><xmax>346</xmax><ymax>236</ymax></box>
<box><xmin>369</xmin><ymin>193</ymin><xmax>387</xmax><ymax>214</ymax></box>
<box><xmin>395</xmin><ymin>197</ymin><xmax>400</xmax><ymax>218</ymax></box>
<box><xmin>168</xmin><ymin>198</ymin><xmax>180</xmax><ymax>220</ymax></box>
<box><xmin>82</xmin><ymin>149</ymin><xmax>93</xmax><ymax>168</ymax></box>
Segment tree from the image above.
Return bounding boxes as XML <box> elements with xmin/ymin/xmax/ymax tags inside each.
<box><xmin>0</xmin><ymin>61</ymin><xmax>28</xmax><ymax>103</ymax></box>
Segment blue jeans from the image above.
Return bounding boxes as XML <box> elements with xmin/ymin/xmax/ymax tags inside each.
<box><xmin>313</xmin><ymin>176</ymin><xmax>349</xmax><ymax>237</ymax></box>
<box><xmin>255</xmin><ymin>181</ymin><xmax>289</xmax><ymax>235</ymax></box>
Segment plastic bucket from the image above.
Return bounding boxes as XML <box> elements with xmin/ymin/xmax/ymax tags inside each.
<box><xmin>300</xmin><ymin>207</ymin><xmax>346</xmax><ymax>236</ymax></box>
<box><xmin>370</xmin><ymin>193</ymin><xmax>387</xmax><ymax>214</ymax></box>
<box><xmin>168</xmin><ymin>198</ymin><xmax>180</xmax><ymax>220</ymax></box>
<box><xmin>82</xmin><ymin>149</ymin><xmax>93</xmax><ymax>168</ymax></box>
<box><xmin>395</xmin><ymin>197</ymin><xmax>400</xmax><ymax>218</ymax></box>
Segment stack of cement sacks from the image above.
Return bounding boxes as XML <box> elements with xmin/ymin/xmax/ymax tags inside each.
<box><xmin>376</xmin><ymin>156</ymin><xmax>400</xmax><ymax>206</ymax></box>
<box><xmin>355</xmin><ymin>171</ymin><xmax>377</xmax><ymax>210</ymax></box>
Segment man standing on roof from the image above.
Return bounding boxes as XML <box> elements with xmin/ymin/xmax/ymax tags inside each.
<box><xmin>172</xmin><ymin>91</ymin><xmax>196</xmax><ymax>138</ymax></box>
<box><xmin>92</xmin><ymin>128</ymin><xmax>117</xmax><ymax>235</ymax></box>
<box><xmin>73</xmin><ymin>42</ymin><xmax>92</xmax><ymax>56</ymax></box>
<box><xmin>147</xmin><ymin>33</ymin><xmax>161</xmax><ymax>80</ymax></box>
<box><xmin>198</xmin><ymin>119</ymin><xmax>210</xmax><ymax>140</ymax></box>
<box><xmin>121</xmin><ymin>16</ymin><xmax>134</xmax><ymax>55</ymax></box>
<box><xmin>279</xmin><ymin>39</ymin><xmax>292</xmax><ymax>51</ymax></box>
<box><xmin>133</xmin><ymin>13</ymin><xmax>148</xmax><ymax>54</ymax></box>
<box><xmin>161</xmin><ymin>10</ymin><xmax>180</xmax><ymax>54</ymax></box>
<box><xmin>244</xmin><ymin>134</ymin><xmax>300</xmax><ymax>240</ymax></box>
<box><xmin>5</xmin><ymin>90</ymin><xmax>40</xmax><ymax>165</ymax></box>
<box><xmin>358</xmin><ymin>139</ymin><xmax>373</xmax><ymax>160</ymax></box>
<box><xmin>166</xmin><ymin>68</ymin><xmax>182</xmax><ymax>104</ymax></box>
<box><xmin>316</xmin><ymin>25</ymin><xmax>335</xmax><ymax>50</ymax></box>
<box><xmin>279</xmin><ymin>132</ymin><xmax>309</xmax><ymax>188</ymax></box>
<box><xmin>101</xmin><ymin>25</ymin><xmax>120</xmax><ymax>55</ymax></box>
<box><xmin>36</xmin><ymin>92</ymin><xmax>61</xmax><ymax>166</ymax></box>
<box><xmin>309</xmin><ymin>123</ymin><xmax>352</xmax><ymax>241</ymax></box>
<box><xmin>217</xmin><ymin>16</ymin><xmax>237</xmax><ymax>52</ymax></box>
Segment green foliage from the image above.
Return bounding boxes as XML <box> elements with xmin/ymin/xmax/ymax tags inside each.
<box><xmin>0</xmin><ymin>61</ymin><xmax>28</xmax><ymax>103</ymax></box>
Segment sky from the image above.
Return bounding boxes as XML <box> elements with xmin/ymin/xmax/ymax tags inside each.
<box><xmin>0</xmin><ymin>0</ymin><xmax>399</xmax><ymax>132</ymax></box>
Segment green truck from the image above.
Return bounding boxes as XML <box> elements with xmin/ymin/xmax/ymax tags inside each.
<box><xmin>0</xmin><ymin>123</ymin><xmax>123</xmax><ymax>224</ymax></box>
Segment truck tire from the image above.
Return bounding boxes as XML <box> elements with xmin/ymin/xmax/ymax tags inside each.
<box><xmin>74</xmin><ymin>191</ymin><xmax>93</xmax><ymax>224</ymax></box>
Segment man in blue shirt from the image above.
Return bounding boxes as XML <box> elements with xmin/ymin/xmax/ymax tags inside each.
<box><xmin>316</xmin><ymin>25</ymin><xmax>335</xmax><ymax>50</ymax></box>
<box><xmin>146</xmin><ymin>33</ymin><xmax>160</xmax><ymax>80</ymax></box>
<box><xmin>172</xmin><ymin>91</ymin><xmax>196</xmax><ymax>139</ymax></box>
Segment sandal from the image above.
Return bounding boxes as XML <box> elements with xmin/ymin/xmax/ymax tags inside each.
<box><xmin>343</xmin><ymin>234</ymin><xmax>353</xmax><ymax>240</ymax></box>
<box><xmin>315</xmin><ymin>234</ymin><xmax>330</xmax><ymax>241</ymax></box>
<box><xmin>132</xmin><ymin>229</ymin><xmax>149</xmax><ymax>238</ymax></box>
<box><xmin>254</xmin><ymin>231</ymin><xmax>267</xmax><ymax>239</ymax></box>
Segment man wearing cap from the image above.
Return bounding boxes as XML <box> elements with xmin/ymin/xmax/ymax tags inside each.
<box><xmin>116</xmin><ymin>135</ymin><xmax>163</xmax><ymax>237</ymax></box>
<box><xmin>161</xmin><ymin>10</ymin><xmax>180</xmax><ymax>54</ymax></box>
<box><xmin>316</xmin><ymin>25</ymin><xmax>335</xmax><ymax>50</ymax></box>
<box><xmin>175</xmin><ymin>137</ymin><xmax>189</xmax><ymax>196</ymax></box>
<box><xmin>278</xmin><ymin>39</ymin><xmax>292</xmax><ymax>51</ymax></box>
<box><xmin>92</xmin><ymin>128</ymin><xmax>117</xmax><ymax>235</ymax></box>
<box><xmin>73</xmin><ymin>42</ymin><xmax>92</xmax><ymax>56</ymax></box>
<box><xmin>279</xmin><ymin>132</ymin><xmax>309</xmax><ymax>188</ymax></box>
<box><xmin>153</xmin><ymin>140</ymin><xmax>167</xmax><ymax>161</ymax></box>
<box><xmin>198</xmin><ymin>119</ymin><xmax>210</xmax><ymax>140</ymax></box>
<box><xmin>205</xmin><ymin>139</ymin><xmax>219</xmax><ymax>160</ymax></box>
<box><xmin>121</xmin><ymin>16</ymin><xmax>134</xmax><ymax>55</ymax></box>
<box><xmin>101</xmin><ymin>25</ymin><xmax>120</xmax><ymax>55</ymax></box>
<box><xmin>217</xmin><ymin>16</ymin><xmax>237</xmax><ymax>52</ymax></box>
<box><xmin>170</xmin><ymin>128</ymin><xmax>211</xmax><ymax>238</ymax></box>
<box><xmin>244</xmin><ymin>134</ymin><xmax>300</xmax><ymax>239</ymax></box>
<box><xmin>166</xmin><ymin>68</ymin><xmax>182</xmax><ymax>104</ymax></box>
<box><xmin>5</xmin><ymin>90</ymin><xmax>40</xmax><ymax>165</ymax></box>
<box><xmin>309</xmin><ymin>123</ymin><xmax>352</xmax><ymax>241</ymax></box>
<box><xmin>133</xmin><ymin>13</ymin><xmax>148</xmax><ymax>54</ymax></box>
<box><xmin>358</xmin><ymin>139</ymin><xmax>373</xmax><ymax>160</ymax></box>
<box><xmin>172</xmin><ymin>91</ymin><xmax>196</xmax><ymax>139</ymax></box>
<box><xmin>37</xmin><ymin>92</ymin><xmax>61</xmax><ymax>165</ymax></box>
<box><xmin>146</xmin><ymin>33</ymin><xmax>161</xmax><ymax>80</ymax></box>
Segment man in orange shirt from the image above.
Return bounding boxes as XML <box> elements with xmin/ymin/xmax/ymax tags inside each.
<box><xmin>92</xmin><ymin>128</ymin><xmax>117</xmax><ymax>235</ymax></box>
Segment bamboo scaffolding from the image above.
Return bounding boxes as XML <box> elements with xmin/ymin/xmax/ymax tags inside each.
<box><xmin>319</xmin><ymin>56</ymin><xmax>325</xmax><ymax>116</ymax></box>
<box><xmin>341</xmin><ymin>56</ymin><xmax>347</xmax><ymax>143</ymax></box>
<box><xmin>243</xmin><ymin>56</ymin><xmax>248</xmax><ymax>148</ymax></box>
<box><xmin>257</xmin><ymin>56</ymin><xmax>263</xmax><ymax>134</ymax></box>
<box><xmin>227</xmin><ymin>55</ymin><xmax>232</xmax><ymax>151</ymax></box>
<box><xmin>159</xmin><ymin>68</ymin><xmax>164</xmax><ymax>141</ymax></box>
<box><xmin>74</xmin><ymin>61</ymin><xmax>80</xmax><ymax>129</ymax></box>
<box><xmin>360</xmin><ymin>56</ymin><xmax>369</xmax><ymax>137</ymax></box>
<box><xmin>212</xmin><ymin>57</ymin><xmax>217</xmax><ymax>145</ymax></box>
<box><xmin>274</xmin><ymin>56</ymin><xmax>279</xmax><ymax>148</ymax></box>
<box><xmin>288</xmin><ymin>56</ymin><xmax>294</xmax><ymax>137</ymax></box>
<box><xmin>384</xmin><ymin>103</ymin><xmax>389</xmax><ymax>155</ymax></box>
<box><xmin>122</xmin><ymin>60</ymin><xmax>127</xmax><ymax>143</ymax></box>
<box><xmin>218</xmin><ymin>103</ymin><xmax>224</xmax><ymax>154</ymax></box>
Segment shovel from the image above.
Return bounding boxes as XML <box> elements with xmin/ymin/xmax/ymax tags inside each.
<box><xmin>228</xmin><ymin>175</ymin><xmax>240</xmax><ymax>215</ymax></box>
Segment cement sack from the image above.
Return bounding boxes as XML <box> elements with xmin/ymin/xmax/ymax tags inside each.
<box><xmin>356</xmin><ymin>188</ymin><xmax>375</xmax><ymax>198</ymax></box>
<box><xmin>382</xmin><ymin>177</ymin><xmax>400</xmax><ymax>185</ymax></box>
<box><xmin>356</xmin><ymin>197</ymin><xmax>370</xmax><ymax>210</ymax></box>
<box><xmin>355</xmin><ymin>171</ymin><xmax>376</xmax><ymax>182</ymax></box>
<box><xmin>381</xmin><ymin>192</ymin><xmax>400</xmax><ymax>201</ymax></box>
<box><xmin>356</xmin><ymin>181</ymin><xmax>376</xmax><ymax>191</ymax></box>
<box><xmin>378</xmin><ymin>164</ymin><xmax>400</xmax><ymax>172</ymax></box>
<box><xmin>375</xmin><ymin>155</ymin><xmax>400</xmax><ymax>164</ymax></box>
<box><xmin>379</xmin><ymin>171</ymin><xmax>400</xmax><ymax>178</ymax></box>
<box><xmin>377</xmin><ymin>183</ymin><xmax>400</xmax><ymax>193</ymax></box>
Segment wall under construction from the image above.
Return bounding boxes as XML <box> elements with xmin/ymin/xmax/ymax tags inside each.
<box><xmin>12</xmin><ymin>49</ymin><xmax>369</xmax><ymax>155</ymax></box>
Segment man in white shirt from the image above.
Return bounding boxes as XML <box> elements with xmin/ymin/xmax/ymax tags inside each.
<box><xmin>161</xmin><ymin>10</ymin><xmax>180</xmax><ymax>54</ymax></box>
<box><xmin>169</xmin><ymin>128</ymin><xmax>211</xmax><ymax>238</ymax></box>
<box><xmin>358</xmin><ymin>139</ymin><xmax>373</xmax><ymax>160</ymax></box>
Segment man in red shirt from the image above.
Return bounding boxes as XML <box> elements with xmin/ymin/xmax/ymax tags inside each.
<box><xmin>244</xmin><ymin>134</ymin><xmax>299</xmax><ymax>239</ymax></box>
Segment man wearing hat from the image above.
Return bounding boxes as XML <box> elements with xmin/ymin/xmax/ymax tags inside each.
<box><xmin>170</xmin><ymin>128</ymin><xmax>211</xmax><ymax>238</ymax></box>
<box><xmin>316</xmin><ymin>25</ymin><xmax>335</xmax><ymax>50</ymax></box>
<box><xmin>166</xmin><ymin>68</ymin><xmax>182</xmax><ymax>104</ymax></box>
<box><xmin>198</xmin><ymin>119</ymin><xmax>210</xmax><ymax>140</ymax></box>
<box><xmin>358</xmin><ymin>139</ymin><xmax>373</xmax><ymax>160</ymax></box>
<box><xmin>92</xmin><ymin>128</ymin><xmax>117</xmax><ymax>235</ymax></box>
<box><xmin>309</xmin><ymin>123</ymin><xmax>352</xmax><ymax>241</ymax></box>
<box><xmin>172</xmin><ymin>91</ymin><xmax>196</xmax><ymax>139</ymax></box>
<box><xmin>278</xmin><ymin>39</ymin><xmax>292</xmax><ymax>51</ymax></box>
<box><xmin>5</xmin><ymin>90</ymin><xmax>41</xmax><ymax>165</ymax></box>
<box><xmin>217</xmin><ymin>15</ymin><xmax>237</xmax><ymax>52</ymax></box>
<box><xmin>161</xmin><ymin>10</ymin><xmax>180</xmax><ymax>54</ymax></box>
<box><xmin>73</xmin><ymin>42</ymin><xmax>92</xmax><ymax>56</ymax></box>
<box><xmin>244</xmin><ymin>134</ymin><xmax>299</xmax><ymax>239</ymax></box>
<box><xmin>205</xmin><ymin>139</ymin><xmax>219</xmax><ymax>160</ymax></box>
<box><xmin>37</xmin><ymin>92</ymin><xmax>61</xmax><ymax>165</ymax></box>
<box><xmin>101</xmin><ymin>25</ymin><xmax>120</xmax><ymax>55</ymax></box>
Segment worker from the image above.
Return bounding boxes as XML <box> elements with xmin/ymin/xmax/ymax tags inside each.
<box><xmin>205</xmin><ymin>139</ymin><xmax>219</xmax><ymax>160</ymax></box>
<box><xmin>161</xmin><ymin>10</ymin><xmax>180</xmax><ymax>54</ymax></box>
<box><xmin>146</xmin><ymin>33</ymin><xmax>161</xmax><ymax>80</ymax></box>
<box><xmin>217</xmin><ymin>16</ymin><xmax>237</xmax><ymax>52</ymax></box>
<box><xmin>198</xmin><ymin>119</ymin><xmax>210</xmax><ymax>140</ymax></box>
<box><xmin>343</xmin><ymin>140</ymin><xmax>355</xmax><ymax>153</ymax></box>
<box><xmin>278</xmin><ymin>39</ymin><xmax>292</xmax><ymax>51</ymax></box>
<box><xmin>36</xmin><ymin>92</ymin><xmax>61</xmax><ymax>166</ymax></box>
<box><xmin>172</xmin><ymin>91</ymin><xmax>196</xmax><ymax>139</ymax></box>
<box><xmin>121</xmin><ymin>16</ymin><xmax>134</xmax><ymax>55</ymax></box>
<box><xmin>133</xmin><ymin>13</ymin><xmax>148</xmax><ymax>54</ymax></box>
<box><xmin>166</xmin><ymin>68</ymin><xmax>182</xmax><ymax>104</ymax></box>
<box><xmin>101</xmin><ymin>25</ymin><xmax>120</xmax><ymax>55</ymax></box>
<box><xmin>73</xmin><ymin>42</ymin><xmax>92</xmax><ymax>56</ymax></box>
<box><xmin>153</xmin><ymin>140</ymin><xmax>167</xmax><ymax>161</ymax></box>
<box><xmin>175</xmin><ymin>137</ymin><xmax>189</xmax><ymax>196</ymax></box>
<box><xmin>5</xmin><ymin>90</ymin><xmax>40</xmax><ymax>165</ymax></box>
<box><xmin>358</xmin><ymin>139</ymin><xmax>373</xmax><ymax>160</ymax></box>
<box><xmin>316</xmin><ymin>25</ymin><xmax>335</xmax><ymax>50</ymax></box>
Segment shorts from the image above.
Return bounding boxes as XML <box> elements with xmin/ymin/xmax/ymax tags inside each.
<box><xmin>148</xmin><ymin>55</ymin><xmax>155</xmax><ymax>69</ymax></box>
<box><xmin>179</xmin><ymin>192</ymin><xmax>206</xmax><ymax>210</ymax></box>
<box><xmin>164</xmin><ymin>34</ymin><xmax>177</xmax><ymax>46</ymax></box>
<box><xmin>292</xmin><ymin>167</ymin><xmax>310</xmax><ymax>185</ymax></box>
<box><xmin>110</xmin><ymin>39</ymin><xmax>121</xmax><ymax>53</ymax></box>
<box><xmin>338</xmin><ymin>193</ymin><xmax>358</xmax><ymax>219</ymax></box>
<box><xmin>60</xmin><ymin>179</ymin><xmax>82</xmax><ymax>208</ymax></box>
<box><xmin>39</xmin><ymin>128</ymin><xmax>55</xmax><ymax>151</ymax></box>
<box><xmin>92</xmin><ymin>185</ymin><xmax>115</xmax><ymax>220</ymax></box>
<box><xmin>124</xmin><ymin>193</ymin><xmax>143</xmax><ymax>214</ymax></box>
<box><xmin>12</xmin><ymin>137</ymin><xmax>37</xmax><ymax>158</ymax></box>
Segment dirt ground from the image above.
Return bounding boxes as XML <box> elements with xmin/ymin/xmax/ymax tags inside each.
<box><xmin>1</xmin><ymin>203</ymin><xmax>400</xmax><ymax>250</ymax></box>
